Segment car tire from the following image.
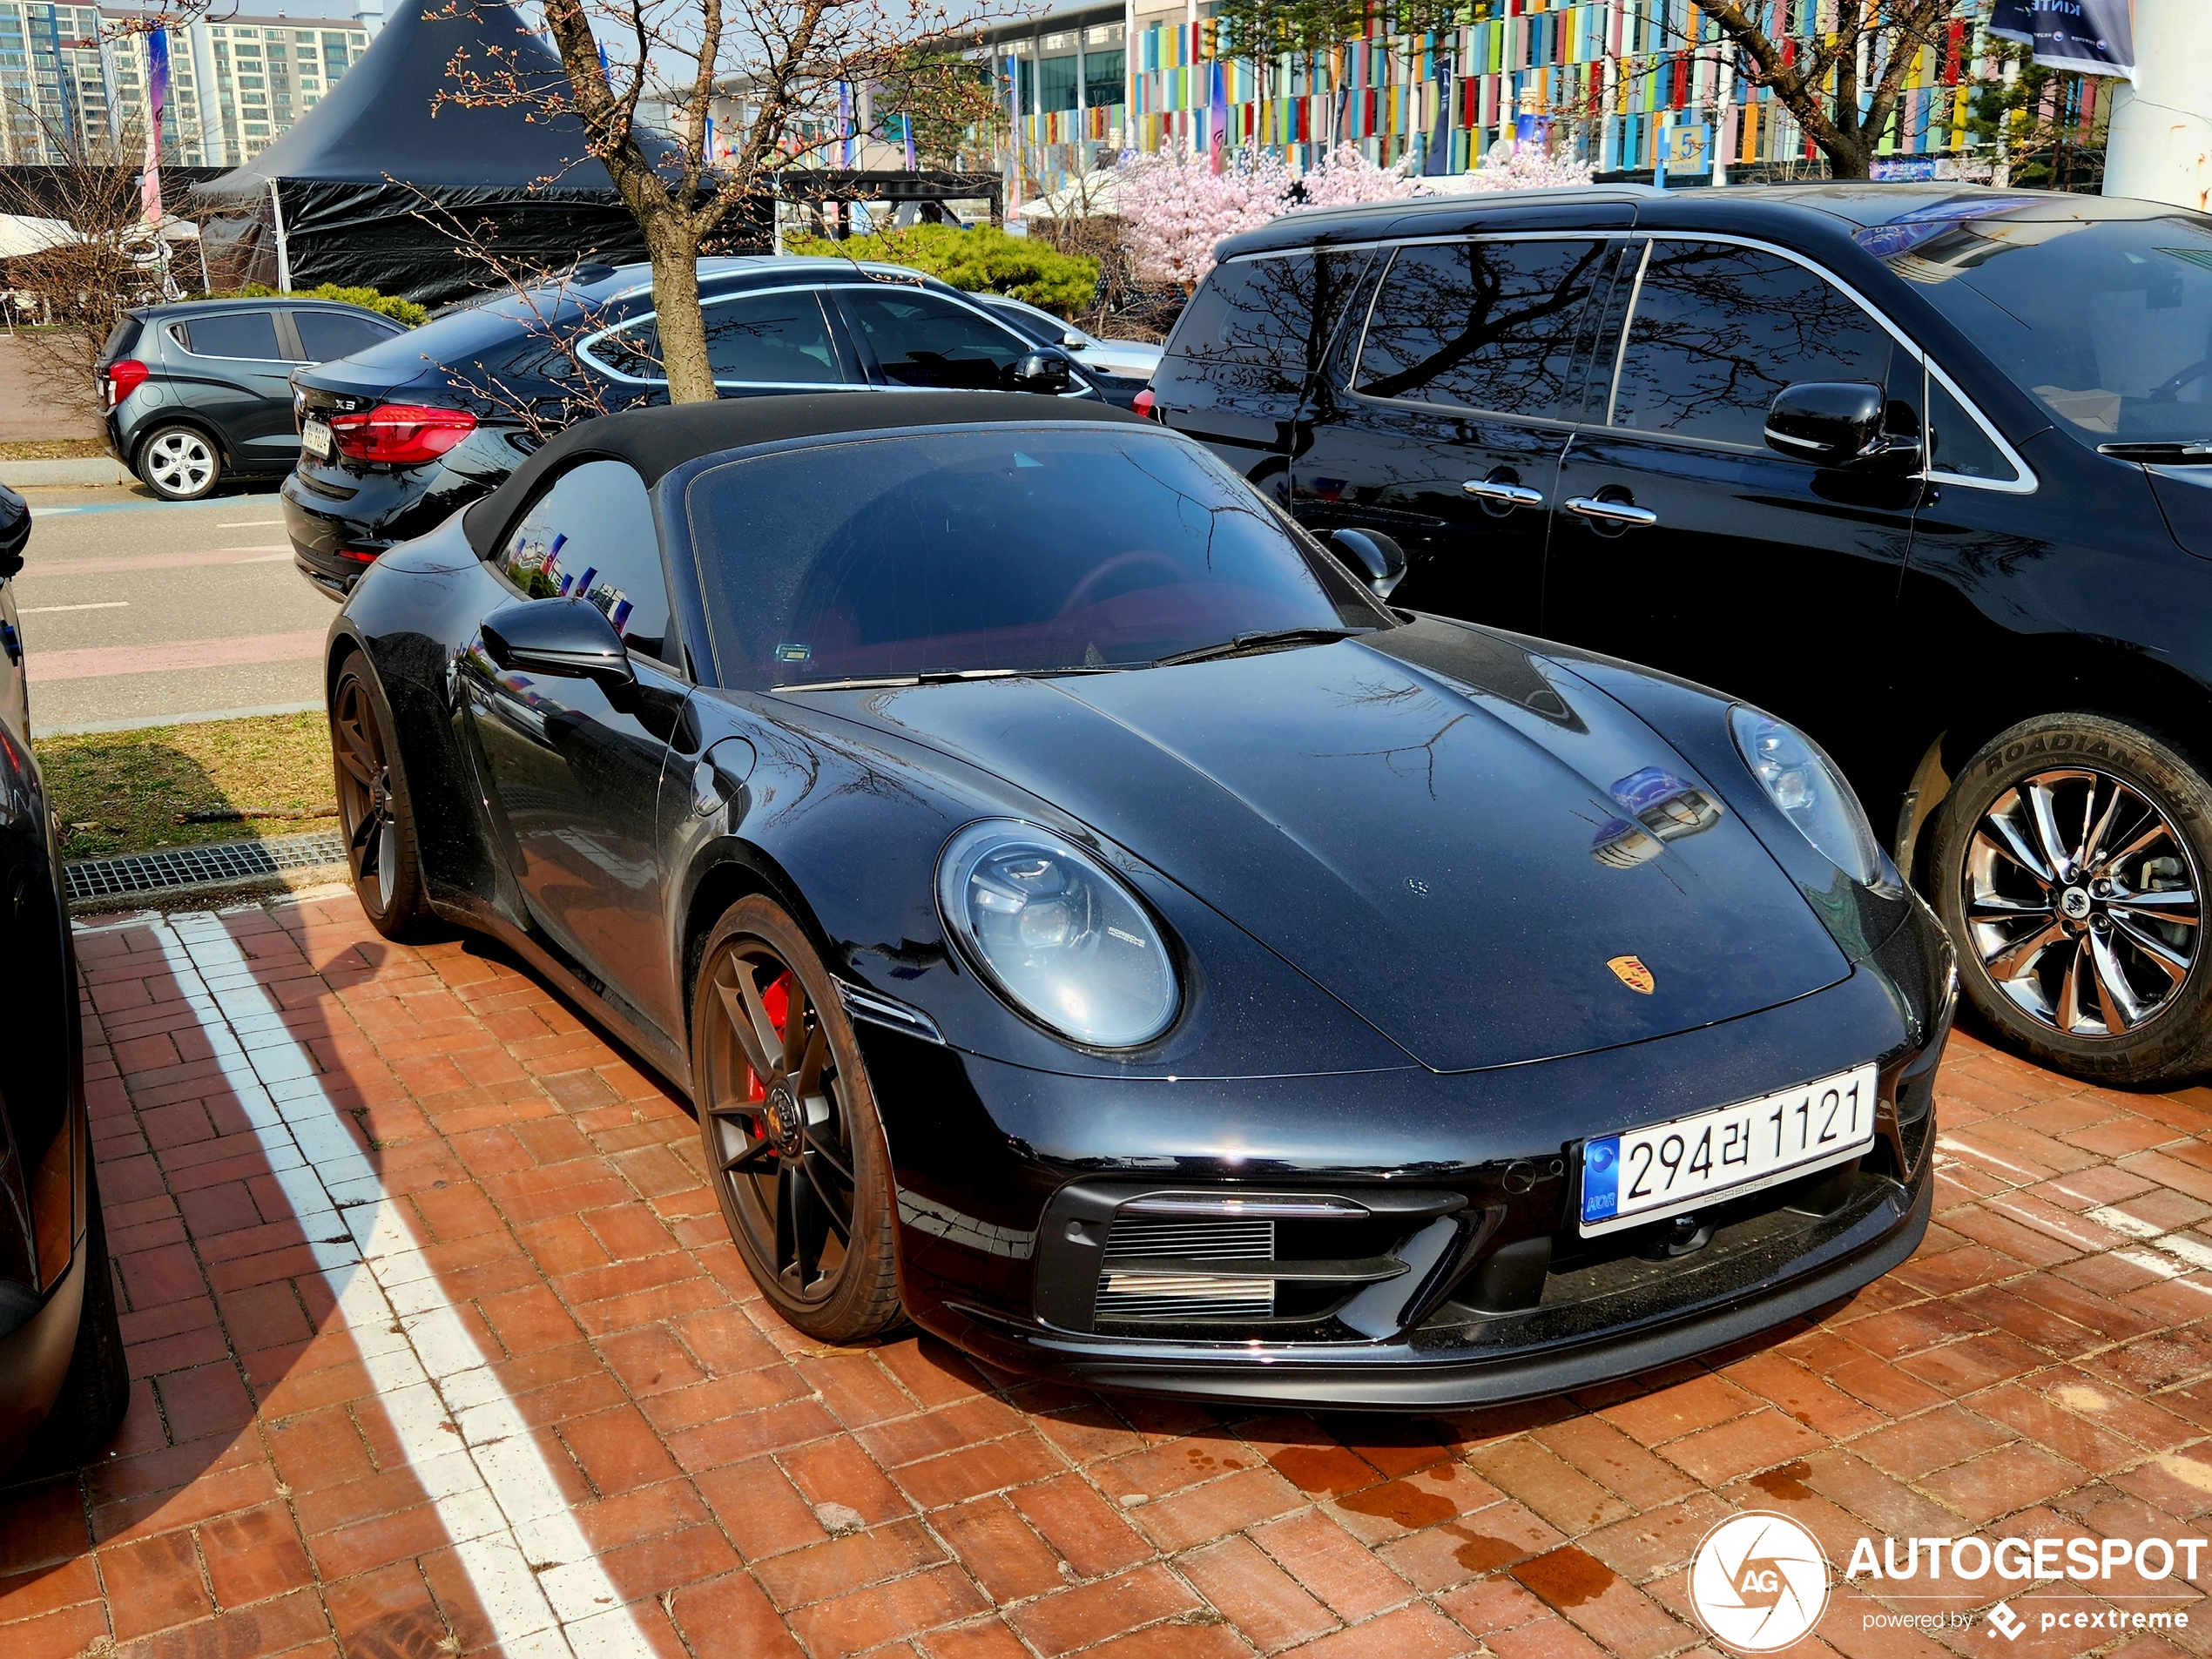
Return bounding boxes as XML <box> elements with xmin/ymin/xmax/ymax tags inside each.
<box><xmin>14</xmin><ymin>1157</ymin><xmax>130</xmax><ymax>1475</ymax></box>
<box><xmin>135</xmin><ymin>424</ymin><xmax>221</xmax><ymax>501</ymax></box>
<box><xmin>1932</xmin><ymin>711</ymin><xmax>2212</xmax><ymax>1087</ymax></box>
<box><xmin>329</xmin><ymin>658</ymin><xmax>430</xmax><ymax>941</ymax></box>
<box><xmin>691</xmin><ymin>895</ymin><xmax>903</xmax><ymax>1343</ymax></box>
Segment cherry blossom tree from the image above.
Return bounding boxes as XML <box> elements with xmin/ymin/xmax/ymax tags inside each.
<box><xmin>1115</xmin><ymin>145</ymin><xmax>1290</xmax><ymax>292</ymax></box>
<box><xmin>1296</xmin><ymin>144</ymin><xmax>1419</xmax><ymax>208</ymax></box>
<box><xmin>1420</xmin><ymin>138</ymin><xmax>1597</xmax><ymax>194</ymax></box>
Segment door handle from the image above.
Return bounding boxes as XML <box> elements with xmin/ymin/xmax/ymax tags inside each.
<box><xmin>1463</xmin><ymin>479</ymin><xmax>1544</xmax><ymax>508</ymax></box>
<box><xmin>1564</xmin><ymin>496</ymin><xmax>1659</xmax><ymax>529</ymax></box>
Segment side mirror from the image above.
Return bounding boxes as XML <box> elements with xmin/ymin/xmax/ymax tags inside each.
<box><xmin>1326</xmin><ymin>527</ymin><xmax>1406</xmax><ymax>600</ymax></box>
<box><xmin>1061</xmin><ymin>330</ymin><xmax>1089</xmax><ymax>350</ymax></box>
<box><xmin>0</xmin><ymin>486</ymin><xmax>27</xmax><ymax>580</ymax></box>
<box><xmin>481</xmin><ymin>597</ymin><xmax>636</xmax><ymax>690</ymax></box>
<box><xmin>1764</xmin><ymin>381</ymin><xmax>1902</xmax><ymax>467</ymax></box>
<box><xmin>1012</xmin><ymin>348</ymin><xmax>1073</xmax><ymax>395</ymax></box>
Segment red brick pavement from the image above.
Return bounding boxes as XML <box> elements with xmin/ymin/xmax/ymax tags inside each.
<box><xmin>7</xmin><ymin>894</ymin><xmax>2212</xmax><ymax>1656</ymax></box>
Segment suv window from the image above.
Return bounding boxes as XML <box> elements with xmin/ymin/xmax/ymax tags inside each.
<box><xmin>1155</xmin><ymin>249</ymin><xmax>1371</xmax><ymax>402</ymax></box>
<box><xmin>293</xmin><ymin>309</ymin><xmax>397</xmax><ymax>363</ymax></box>
<box><xmin>496</xmin><ymin>459</ymin><xmax>676</xmax><ymax>668</ymax></box>
<box><xmin>588</xmin><ymin>290</ymin><xmax>844</xmax><ymax>387</ymax></box>
<box><xmin>1610</xmin><ymin>242</ymin><xmax>1896</xmax><ymax>448</ymax></box>
<box><xmin>172</xmin><ymin>310</ymin><xmax>281</xmax><ymax>360</ymax></box>
<box><xmin>838</xmin><ymin>288</ymin><xmax>1026</xmax><ymax>389</ymax></box>
<box><xmin>1925</xmin><ymin>373</ymin><xmax>2017</xmax><ymax>482</ymax></box>
<box><xmin>1355</xmin><ymin>239</ymin><xmax>1609</xmax><ymax>418</ymax></box>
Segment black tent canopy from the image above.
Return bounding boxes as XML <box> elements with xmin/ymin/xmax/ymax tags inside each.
<box><xmin>192</xmin><ymin>0</ymin><xmax>661</xmax><ymax>305</ymax></box>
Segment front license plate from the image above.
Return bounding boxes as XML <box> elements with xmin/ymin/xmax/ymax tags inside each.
<box><xmin>300</xmin><ymin>417</ymin><xmax>332</xmax><ymax>461</ymax></box>
<box><xmin>1579</xmin><ymin>1062</ymin><xmax>1878</xmax><ymax>1237</ymax></box>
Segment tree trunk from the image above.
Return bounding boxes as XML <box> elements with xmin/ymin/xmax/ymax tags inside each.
<box><xmin>646</xmin><ymin>220</ymin><xmax>716</xmax><ymax>404</ymax></box>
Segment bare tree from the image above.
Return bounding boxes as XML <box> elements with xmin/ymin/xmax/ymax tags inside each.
<box><xmin>0</xmin><ymin>108</ymin><xmax>167</xmax><ymax>418</ymax></box>
<box><xmin>436</xmin><ymin>0</ymin><xmax>1011</xmax><ymax>404</ymax></box>
<box><xmin>1688</xmin><ymin>0</ymin><xmax>1960</xmax><ymax>180</ymax></box>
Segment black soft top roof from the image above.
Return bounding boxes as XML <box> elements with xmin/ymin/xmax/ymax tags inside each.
<box><xmin>462</xmin><ymin>392</ymin><xmax>1152</xmax><ymax>556</ymax></box>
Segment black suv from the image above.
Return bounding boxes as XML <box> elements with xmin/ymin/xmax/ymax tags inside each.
<box><xmin>283</xmin><ymin>257</ymin><xmax>1093</xmax><ymax>598</ymax></box>
<box><xmin>1156</xmin><ymin>183</ymin><xmax>2212</xmax><ymax>1087</ymax></box>
<box><xmin>98</xmin><ymin>298</ymin><xmax>406</xmax><ymax>500</ymax></box>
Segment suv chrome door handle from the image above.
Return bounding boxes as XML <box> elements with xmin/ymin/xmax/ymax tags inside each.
<box><xmin>1463</xmin><ymin>479</ymin><xmax>1544</xmax><ymax>508</ymax></box>
<box><xmin>1565</xmin><ymin>496</ymin><xmax>1658</xmax><ymax>528</ymax></box>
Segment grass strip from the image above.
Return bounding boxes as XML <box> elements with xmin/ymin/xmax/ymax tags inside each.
<box><xmin>35</xmin><ymin>711</ymin><xmax>336</xmax><ymax>860</ymax></box>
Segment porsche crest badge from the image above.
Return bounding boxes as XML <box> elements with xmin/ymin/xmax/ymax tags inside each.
<box><xmin>1607</xmin><ymin>954</ymin><xmax>1656</xmax><ymax>995</ymax></box>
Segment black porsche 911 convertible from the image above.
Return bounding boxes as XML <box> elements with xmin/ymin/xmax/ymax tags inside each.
<box><xmin>326</xmin><ymin>390</ymin><xmax>1953</xmax><ymax>1407</ymax></box>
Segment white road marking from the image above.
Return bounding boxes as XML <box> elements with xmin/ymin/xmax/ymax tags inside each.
<box><xmin>28</xmin><ymin>506</ymin><xmax>82</xmax><ymax>516</ymax></box>
<box><xmin>19</xmin><ymin>600</ymin><xmax>128</xmax><ymax>613</ymax></box>
<box><xmin>1936</xmin><ymin>1136</ymin><xmax>2212</xmax><ymax>1284</ymax></box>
<box><xmin>129</xmin><ymin>911</ymin><xmax>654</xmax><ymax>1656</ymax></box>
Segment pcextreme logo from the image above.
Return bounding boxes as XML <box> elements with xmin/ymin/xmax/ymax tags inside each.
<box><xmin>1689</xmin><ymin>1512</ymin><xmax>1830</xmax><ymax>1652</ymax></box>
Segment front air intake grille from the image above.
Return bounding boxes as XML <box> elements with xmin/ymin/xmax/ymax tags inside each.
<box><xmin>1095</xmin><ymin>1216</ymin><xmax>1275</xmax><ymax>1321</ymax></box>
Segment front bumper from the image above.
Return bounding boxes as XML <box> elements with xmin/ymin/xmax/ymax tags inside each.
<box><xmin>863</xmin><ymin>905</ymin><xmax>1952</xmax><ymax>1410</ymax></box>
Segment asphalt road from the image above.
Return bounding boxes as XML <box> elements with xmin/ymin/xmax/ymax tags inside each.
<box><xmin>8</xmin><ymin>480</ymin><xmax>338</xmax><ymax>734</ymax></box>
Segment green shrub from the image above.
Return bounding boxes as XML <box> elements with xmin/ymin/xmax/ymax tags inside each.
<box><xmin>226</xmin><ymin>282</ymin><xmax>430</xmax><ymax>327</ymax></box>
<box><xmin>788</xmin><ymin>224</ymin><xmax>1098</xmax><ymax>316</ymax></box>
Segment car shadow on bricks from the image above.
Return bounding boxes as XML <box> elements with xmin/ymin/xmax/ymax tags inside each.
<box><xmin>17</xmin><ymin>894</ymin><xmax>2212</xmax><ymax>1656</ymax></box>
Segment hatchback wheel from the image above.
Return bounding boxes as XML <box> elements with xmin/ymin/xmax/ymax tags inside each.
<box><xmin>692</xmin><ymin>897</ymin><xmax>901</xmax><ymax>1342</ymax></box>
<box><xmin>330</xmin><ymin>661</ymin><xmax>428</xmax><ymax>940</ymax></box>
<box><xmin>136</xmin><ymin>424</ymin><xmax>220</xmax><ymax>501</ymax></box>
<box><xmin>1933</xmin><ymin>712</ymin><xmax>2212</xmax><ymax>1086</ymax></box>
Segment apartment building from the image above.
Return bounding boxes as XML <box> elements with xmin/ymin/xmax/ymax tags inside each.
<box><xmin>0</xmin><ymin>5</ymin><xmax>368</xmax><ymax>166</ymax></box>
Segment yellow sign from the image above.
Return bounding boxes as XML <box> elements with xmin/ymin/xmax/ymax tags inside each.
<box><xmin>1608</xmin><ymin>954</ymin><xmax>1656</xmax><ymax>995</ymax></box>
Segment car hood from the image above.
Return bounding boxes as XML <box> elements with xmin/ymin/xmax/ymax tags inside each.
<box><xmin>816</xmin><ymin>622</ymin><xmax>1851</xmax><ymax>1071</ymax></box>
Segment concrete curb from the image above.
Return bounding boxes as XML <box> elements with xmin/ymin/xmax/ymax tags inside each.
<box><xmin>0</xmin><ymin>456</ymin><xmax>132</xmax><ymax>487</ymax></box>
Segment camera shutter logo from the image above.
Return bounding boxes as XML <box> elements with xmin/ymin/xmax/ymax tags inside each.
<box><xmin>1690</xmin><ymin>1511</ymin><xmax>1830</xmax><ymax>1652</ymax></box>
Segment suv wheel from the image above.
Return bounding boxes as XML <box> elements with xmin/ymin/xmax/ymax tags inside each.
<box><xmin>137</xmin><ymin>424</ymin><xmax>220</xmax><ymax>500</ymax></box>
<box><xmin>1932</xmin><ymin>712</ymin><xmax>2212</xmax><ymax>1086</ymax></box>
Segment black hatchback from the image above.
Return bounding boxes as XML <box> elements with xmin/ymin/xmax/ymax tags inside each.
<box><xmin>98</xmin><ymin>298</ymin><xmax>407</xmax><ymax>500</ymax></box>
<box><xmin>281</xmin><ymin>257</ymin><xmax>1095</xmax><ymax>599</ymax></box>
<box><xmin>1156</xmin><ymin>184</ymin><xmax>2212</xmax><ymax>1089</ymax></box>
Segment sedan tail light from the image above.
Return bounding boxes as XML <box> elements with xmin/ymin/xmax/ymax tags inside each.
<box><xmin>103</xmin><ymin>359</ymin><xmax>148</xmax><ymax>407</ymax></box>
<box><xmin>327</xmin><ymin>403</ymin><xmax>477</xmax><ymax>465</ymax></box>
<box><xmin>1131</xmin><ymin>388</ymin><xmax>1157</xmax><ymax>420</ymax></box>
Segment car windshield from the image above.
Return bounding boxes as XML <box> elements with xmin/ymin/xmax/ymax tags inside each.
<box><xmin>1858</xmin><ymin>199</ymin><xmax>2212</xmax><ymax>446</ymax></box>
<box><xmin>685</xmin><ymin>426</ymin><xmax>1387</xmax><ymax>689</ymax></box>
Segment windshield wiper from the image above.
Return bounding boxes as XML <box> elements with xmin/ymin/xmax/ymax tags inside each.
<box><xmin>779</xmin><ymin>665</ymin><xmax>1132</xmax><ymax>693</ymax></box>
<box><xmin>1154</xmin><ymin>627</ymin><xmax>1362</xmax><ymax>668</ymax></box>
<box><xmin>2099</xmin><ymin>440</ymin><xmax>2212</xmax><ymax>463</ymax></box>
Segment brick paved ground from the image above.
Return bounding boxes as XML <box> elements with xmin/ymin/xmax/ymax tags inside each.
<box><xmin>10</xmin><ymin>894</ymin><xmax>2212</xmax><ymax>1657</ymax></box>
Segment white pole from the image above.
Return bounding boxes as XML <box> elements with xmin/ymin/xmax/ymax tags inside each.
<box><xmin>268</xmin><ymin>178</ymin><xmax>291</xmax><ymax>290</ymax></box>
<box><xmin>2102</xmin><ymin>0</ymin><xmax>2212</xmax><ymax>212</ymax></box>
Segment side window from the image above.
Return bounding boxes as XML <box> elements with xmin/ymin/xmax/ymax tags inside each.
<box><xmin>703</xmin><ymin>291</ymin><xmax>841</xmax><ymax>384</ymax></box>
<box><xmin>293</xmin><ymin>309</ymin><xmax>397</xmax><ymax>363</ymax></box>
<box><xmin>1611</xmin><ymin>243</ymin><xmax>1896</xmax><ymax>448</ymax></box>
<box><xmin>1155</xmin><ymin>249</ymin><xmax>1371</xmax><ymax>402</ymax></box>
<box><xmin>496</xmin><ymin>459</ymin><xmax>676</xmax><ymax>668</ymax></box>
<box><xmin>1925</xmin><ymin>372</ymin><xmax>2019</xmax><ymax>482</ymax></box>
<box><xmin>839</xmin><ymin>289</ymin><xmax>1026</xmax><ymax>390</ymax></box>
<box><xmin>172</xmin><ymin>310</ymin><xmax>281</xmax><ymax>359</ymax></box>
<box><xmin>589</xmin><ymin>314</ymin><xmax>662</xmax><ymax>381</ymax></box>
<box><xmin>1355</xmin><ymin>239</ymin><xmax>1609</xmax><ymax>419</ymax></box>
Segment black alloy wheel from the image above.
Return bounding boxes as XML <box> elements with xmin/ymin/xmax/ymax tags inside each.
<box><xmin>330</xmin><ymin>662</ymin><xmax>428</xmax><ymax>940</ymax></box>
<box><xmin>1934</xmin><ymin>711</ymin><xmax>2212</xmax><ymax>1087</ymax></box>
<box><xmin>692</xmin><ymin>897</ymin><xmax>900</xmax><ymax>1341</ymax></box>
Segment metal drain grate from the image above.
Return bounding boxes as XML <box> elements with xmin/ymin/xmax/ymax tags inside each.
<box><xmin>65</xmin><ymin>830</ymin><xmax>349</xmax><ymax>902</ymax></box>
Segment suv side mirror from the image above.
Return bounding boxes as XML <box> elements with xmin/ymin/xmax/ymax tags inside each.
<box><xmin>1764</xmin><ymin>381</ymin><xmax>1919</xmax><ymax>469</ymax></box>
<box><xmin>1326</xmin><ymin>527</ymin><xmax>1407</xmax><ymax>599</ymax></box>
<box><xmin>481</xmin><ymin>597</ymin><xmax>636</xmax><ymax>690</ymax></box>
<box><xmin>1012</xmin><ymin>348</ymin><xmax>1073</xmax><ymax>395</ymax></box>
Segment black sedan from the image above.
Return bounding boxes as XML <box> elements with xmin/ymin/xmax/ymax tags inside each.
<box><xmin>0</xmin><ymin>490</ymin><xmax>129</xmax><ymax>1474</ymax></box>
<box><xmin>285</xmin><ymin>259</ymin><xmax>1089</xmax><ymax>600</ymax></box>
<box><xmin>325</xmin><ymin>392</ymin><xmax>1952</xmax><ymax>1406</ymax></box>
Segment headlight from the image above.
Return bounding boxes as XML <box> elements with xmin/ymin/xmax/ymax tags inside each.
<box><xmin>937</xmin><ymin>820</ymin><xmax>1179</xmax><ymax>1048</ymax></box>
<box><xmin>1730</xmin><ymin>707</ymin><xmax>1886</xmax><ymax>887</ymax></box>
